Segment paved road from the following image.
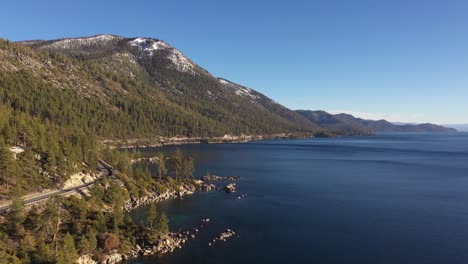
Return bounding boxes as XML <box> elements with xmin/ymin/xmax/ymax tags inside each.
<box><xmin>0</xmin><ymin>160</ymin><xmax>113</xmax><ymax>213</ymax></box>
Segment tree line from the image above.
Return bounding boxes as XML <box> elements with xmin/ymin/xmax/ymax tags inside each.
<box><xmin>0</xmin><ymin>147</ymin><xmax>198</xmax><ymax>263</ymax></box>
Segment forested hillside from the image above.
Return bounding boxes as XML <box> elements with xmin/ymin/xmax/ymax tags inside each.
<box><xmin>296</xmin><ymin>110</ymin><xmax>456</xmax><ymax>133</ymax></box>
<box><xmin>0</xmin><ymin>35</ymin><xmax>322</xmax><ymax>198</ymax></box>
<box><xmin>8</xmin><ymin>35</ymin><xmax>320</xmax><ymax>138</ymax></box>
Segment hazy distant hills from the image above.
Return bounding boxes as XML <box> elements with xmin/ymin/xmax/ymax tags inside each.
<box><xmin>0</xmin><ymin>34</ymin><xmax>456</xmax><ymax>140</ymax></box>
<box><xmin>444</xmin><ymin>124</ymin><xmax>468</xmax><ymax>132</ymax></box>
<box><xmin>296</xmin><ymin>110</ymin><xmax>456</xmax><ymax>133</ymax></box>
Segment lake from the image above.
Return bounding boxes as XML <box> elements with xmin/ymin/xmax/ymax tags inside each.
<box><xmin>126</xmin><ymin>132</ymin><xmax>468</xmax><ymax>264</ymax></box>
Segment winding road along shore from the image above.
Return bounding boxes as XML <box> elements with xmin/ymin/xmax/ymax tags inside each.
<box><xmin>0</xmin><ymin>160</ymin><xmax>114</xmax><ymax>213</ymax></box>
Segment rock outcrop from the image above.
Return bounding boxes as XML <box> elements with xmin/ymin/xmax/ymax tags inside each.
<box><xmin>130</xmin><ymin>156</ymin><xmax>161</xmax><ymax>164</ymax></box>
<box><xmin>124</xmin><ymin>219</ymin><xmax>211</xmax><ymax>259</ymax></box>
<box><xmin>124</xmin><ymin>183</ymin><xmax>196</xmax><ymax>212</ymax></box>
<box><xmin>200</xmin><ymin>183</ymin><xmax>216</xmax><ymax>192</ymax></box>
<box><xmin>102</xmin><ymin>253</ymin><xmax>123</xmax><ymax>264</ymax></box>
<box><xmin>77</xmin><ymin>255</ymin><xmax>97</xmax><ymax>264</ymax></box>
<box><xmin>202</xmin><ymin>175</ymin><xmax>239</xmax><ymax>181</ymax></box>
<box><xmin>209</xmin><ymin>229</ymin><xmax>236</xmax><ymax>246</ymax></box>
<box><xmin>224</xmin><ymin>183</ymin><xmax>236</xmax><ymax>193</ymax></box>
<box><xmin>63</xmin><ymin>172</ymin><xmax>99</xmax><ymax>190</ymax></box>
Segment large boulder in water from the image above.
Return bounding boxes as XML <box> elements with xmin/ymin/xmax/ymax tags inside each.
<box><xmin>224</xmin><ymin>183</ymin><xmax>236</xmax><ymax>193</ymax></box>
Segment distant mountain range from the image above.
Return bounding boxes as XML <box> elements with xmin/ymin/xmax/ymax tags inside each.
<box><xmin>296</xmin><ymin>110</ymin><xmax>456</xmax><ymax>134</ymax></box>
<box><xmin>0</xmin><ymin>34</ymin><xmax>456</xmax><ymax>140</ymax></box>
<box><xmin>443</xmin><ymin>124</ymin><xmax>468</xmax><ymax>132</ymax></box>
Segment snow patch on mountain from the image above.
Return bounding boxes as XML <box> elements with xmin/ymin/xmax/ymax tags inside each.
<box><xmin>129</xmin><ymin>37</ymin><xmax>170</xmax><ymax>55</ymax></box>
<box><xmin>129</xmin><ymin>37</ymin><xmax>194</xmax><ymax>73</ymax></box>
<box><xmin>46</xmin><ymin>35</ymin><xmax>121</xmax><ymax>49</ymax></box>
<box><xmin>219</xmin><ymin>79</ymin><xmax>259</xmax><ymax>100</ymax></box>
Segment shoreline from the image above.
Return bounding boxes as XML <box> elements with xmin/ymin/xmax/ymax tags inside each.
<box><xmin>103</xmin><ymin>132</ymin><xmax>318</xmax><ymax>149</ymax></box>
<box><xmin>79</xmin><ymin>178</ymin><xmax>230</xmax><ymax>264</ymax></box>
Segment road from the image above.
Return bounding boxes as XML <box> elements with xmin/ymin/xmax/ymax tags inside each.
<box><xmin>0</xmin><ymin>160</ymin><xmax>113</xmax><ymax>213</ymax></box>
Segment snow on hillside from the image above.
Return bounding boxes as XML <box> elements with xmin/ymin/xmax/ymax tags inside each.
<box><xmin>129</xmin><ymin>37</ymin><xmax>195</xmax><ymax>73</ymax></box>
<box><xmin>45</xmin><ymin>35</ymin><xmax>122</xmax><ymax>49</ymax></box>
<box><xmin>219</xmin><ymin>79</ymin><xmax>259</xmax><ymax>100</ymax></box>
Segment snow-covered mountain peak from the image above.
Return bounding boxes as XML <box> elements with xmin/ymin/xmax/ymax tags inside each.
<box><xmin>129</xmin><ymin>37</ymin><xmax>170</xmax><ymax>54</ymax></box>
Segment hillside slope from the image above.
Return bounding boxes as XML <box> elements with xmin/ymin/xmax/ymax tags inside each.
<box><xmin>297</xmin><ymin>110</ymin><xmax>456</xmax><ymax>133</ymax></box>
<box><xmin>295</xmin><ymin>110</ymin><xmax>373</xmax><ymax>135</ymax></box>
<box><xmin>1</xmin><ymin>35</ymin><xmax>321</xmax><ymax>139</ymax></box>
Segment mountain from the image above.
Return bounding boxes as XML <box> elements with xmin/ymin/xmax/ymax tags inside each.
<box><xmin>1</xmin><ymin>34</ymin><xmax>455</xmax><ymax>143</ymax></box>
<box><xmin>295</xmin><ymin>110</ymin><xmax>373</xmax><ymax>136</ymax></box>
<box><xmin>443</xmin><ymin>124</ymin><xmax>468</xmax><ymax>132</ymax></box>
<box><xmin>0</xmin><ymin>34</ymin><xmax>321</xmax><ymax>140</ymax></box>
<box><xmin>296</xmin><ymin>110</ymin><xmax>457</xmax><ymax>133</ymax></box>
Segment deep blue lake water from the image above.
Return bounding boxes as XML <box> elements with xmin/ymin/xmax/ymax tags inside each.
<box><xmin>127</xmin><ymin>132</ymin><xmax>468</xmax><ymax>264</ymax></box>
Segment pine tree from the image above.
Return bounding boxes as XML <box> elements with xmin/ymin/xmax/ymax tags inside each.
<box><xmin>147</xmin><ymin>205</ymin><xmax>157</xmax><ymax>229</ymax></box>
<box><xmin>78</xmin><ymin>230</ymin><xmax>96</xmax><ymax>255</ymax></box>
<box><xmin>155</xmin><ymin>211</ymin><xmax>169</xmax><ymax>234</ymax></box>
<box><xmin>33</xmin><ymin>241</ymin><xmax>54</xmax><ymax>263</ymax></box>
<box><xmin>183</xmin><ymin>156</ymin><xmax>195</xmax><ymax>179</ymax></box>
<box><xmin>156</xmin><ymin>152</ymin><xmax>167</xmax><ymax>179</ymax></box>
<box><xmin>7</xmin><ymin>198</ymin><xmax>25</xmax><ymax>236</ymax></box>
<box><xmin>88</xmin><ymin>230</ymin><xmax>97</xmax><ymax>253</ymax></box>
<box><xmin>172</xmin><ymin>148</ymin><xmax>184</xmax><ymax>180</ymax></box>
<box><xmin>95</xmin><ymin>210</ymin><xmax>108</xmax><ymax>233</ymax></box>
<box><xmin>57</xmin><ymin>232</ymin><xmax>78</xmax><ymax>264</ymax></box>
<box><xmin>0</xmin><ymin>140</ymin><xmax>12</xmax><ymax>186</ymax></box>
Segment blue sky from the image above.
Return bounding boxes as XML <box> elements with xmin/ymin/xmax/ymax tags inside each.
<box><xmin>1</xmin><ymin>0</ymin><xmax>467</xmax><ymax>124</ymax></box>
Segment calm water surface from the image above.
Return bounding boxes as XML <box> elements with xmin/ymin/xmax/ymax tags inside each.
<box><xmin>127</xmin><ymin>133</ymin><xmax>468</xmax><ymax>264</ymax></box>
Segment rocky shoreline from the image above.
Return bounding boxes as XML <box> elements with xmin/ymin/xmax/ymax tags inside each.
<box><xmin>125</xmin><ymin>218</ymin><xmax>212</xmax><ymax>259</ymax></box>
<box><xmin>78</xmin><ymin>219</ymin><xmax>238</xmax><ymax>264</ymax></box>
<box><xmin>104</xmin><ymin>133</ymin><xmax>314</xmax><ymax>149</ymax></box>
<box><xmin>123</xmin><ymin>179</ymin><xmax>221</xmax><ymax>212</ymax></box>
<box><xmin>80</xmin><ymin>176</ymin><xmax>242</xmax><ymax>264</ymax></box>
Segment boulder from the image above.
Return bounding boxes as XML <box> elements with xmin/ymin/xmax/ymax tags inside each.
<box><xmin>101</xmin><ymin>253</ymin><xmax>122</xmax><ymax>264</ymax></box>
<box><xmin>201</xmin><ymin>183</ymin><xmax>216</xmax><ymax>192</ymax></box>
<box><xmin>77</xmin><ymin>255</ymin><xmax>97</xmax><ymax>264</ymax></box>
<box><xmin>224</xmin><ymin>183</ymin><xmax>236</xmax><ymax>193</ymax></box>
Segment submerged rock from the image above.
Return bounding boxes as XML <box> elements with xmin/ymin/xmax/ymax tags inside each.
<box><xmin>236</xmin><ymin>194</ymin><xmax>247</xmax><ymax>199</ymax></box>
<box><xmin>211</xmin><ymin>229</ymin><xmax>236</xmax><ymax>244</ymax></box>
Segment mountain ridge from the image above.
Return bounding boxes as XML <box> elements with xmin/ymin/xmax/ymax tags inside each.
<box><xmin>296</xmin><ymin>110</ymin><xmax>456</xmax><ymax>133</ymax></box>
<box><xmin>1</xmin><ymin>34</ymin><xmax>455</xmax><ymax>140</ymax></box>
<box><xmin>2</xmin><ymin>35</ymin><xmax>319</xmax><ymax>140</ymax></box>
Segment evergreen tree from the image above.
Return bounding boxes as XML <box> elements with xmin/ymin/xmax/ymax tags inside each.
<box><xmin>32</xmin><ymin>241</ymin><xmax>54</xmax><ymax>263</ymax></box>
<box><xmin>95</xmin><ymin>210</ymin><xmax>108</xmax><ymax>233</ymax></box>
<box><xmin>57</xmin><ymin>232</ymin><xmax>78</xmax><ymax>264</ymax></box>
<box><xmin>78</xmin><ymin>230</ymin><xmax>97</xmax><ymax>255</ymax></box>
<box><xmin>183</xmin><ymin>156</ymin><xmax>195</xmax><ymax>179</ymax></box>
<box><xmin>155</xmin><ymin>212</ymin><xmax>169</xmax><ymax>234</ymax></box>
<box><xmin>171</xmin><ymin>148</ymin><xmax>184</xmax><ymax>180</ymax></box>
<box><xmin>7</xmin><ymin>198</ymin><xmax>26</xmax><ymax>237</ymax></box>
<box><xmin>147</xmin><ymin>205</ymin><xmax>157</xmax><ymax>229</ymax></box>
<box><xmin>156</xmin><ymin>152</ymin><xmax>167</xmax><ymax>179</ymax></box>
<box><xmin>0</xmin><ymin>140</ymin><xmax>12</xmax><ymax>186</ymax></box>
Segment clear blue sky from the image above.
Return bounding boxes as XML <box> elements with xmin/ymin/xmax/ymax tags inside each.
<box><xmin>1</xmin><ymin>0</ymin><xmax>467</xmax><ymax>124</ymax></box>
